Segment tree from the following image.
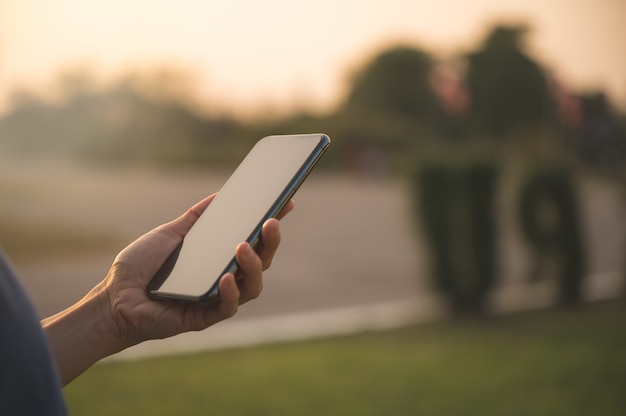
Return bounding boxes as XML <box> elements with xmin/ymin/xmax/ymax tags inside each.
<box><xmin>465</xmin><ymin>25</ymin><xmax>553</xmax><ymax>138</ymax></box>
<box><xmin>344</xmin><ymin>46</ymin><xmax>439</xmax><ymax>121</ymax></box>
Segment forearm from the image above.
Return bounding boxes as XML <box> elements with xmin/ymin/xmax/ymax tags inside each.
<box><xmin>41</xmin><ymin>284</ymin><xmax>122</xmax><ymax>386</ymax></box>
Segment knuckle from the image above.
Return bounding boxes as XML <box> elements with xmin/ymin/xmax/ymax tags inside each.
<box><xmin>221</xmin><ymin>303</ymin><xmax>238</xmax><ymax>319</ymax></box>
<box><xmin>249</xmin><ymin>283</ymin><xmax>263</xmax><ymax>300</ymax></box>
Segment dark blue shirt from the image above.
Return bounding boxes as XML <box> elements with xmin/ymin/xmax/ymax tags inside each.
<box><xmin>0</xmin><ymin>249</ymin><xmax>67</xmax><ymax>415</ymax></box>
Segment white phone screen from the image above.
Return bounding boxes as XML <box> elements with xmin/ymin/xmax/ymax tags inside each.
<box><xmin>148</xmin><ymin>134</ymin><xmax>329</xmax><ymax>302</ymax></box>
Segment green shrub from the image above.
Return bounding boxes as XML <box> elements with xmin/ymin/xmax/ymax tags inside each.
<box><xmin>416</xmin><ymin>163</ymin><xmax>498</xmax><ymax>313</ymax></box>
<box><xmin>518</xmin><ymin>168</ymin><xmax>586</xmax><ymax>305</ymax></box>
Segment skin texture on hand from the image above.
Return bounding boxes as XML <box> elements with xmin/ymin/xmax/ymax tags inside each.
<box><xmin>42</xmin><ymin>194</ymin><xmax>293</xmax><ymax>385</ymax></box>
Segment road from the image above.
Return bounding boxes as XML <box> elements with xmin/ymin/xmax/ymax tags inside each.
<box><xmin>1</xmin><ymin>160</ymin><xmax>624</xmax><ymax>358</ymax></box>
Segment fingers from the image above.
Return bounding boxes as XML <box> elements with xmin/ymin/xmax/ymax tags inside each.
<box><xmin>168</xmin><ymin>195</ymin><xmax>291</xmax><ymax>326</ymax></box>
<box><xmin>202</xmin><ymin>208</ymin><xmax>289</xmax><ymax>325</ymax></box>
<box><xmin>118</xmin><ymin>194</ymin><xmax>217</xmax><ymax>280</ymax></box>
<box><xmin>256</xmin><ymin>218</ymin><xmax>282</xmax><ymax>270</ymax></box>
<box><xmin>234</xmin><ymin>242</ymin><xmax>264</xmax><ymax>304</ymax></box>
<box><xmin>213</xmin><ymin>274</ymin><xmax>239</xmax><ymax>319</ymax></box>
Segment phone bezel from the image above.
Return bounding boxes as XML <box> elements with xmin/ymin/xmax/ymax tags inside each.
<box><xmin>146</xmin><ymin>134</ymin><xmax>330</xmax><ymax>304</ymax></box>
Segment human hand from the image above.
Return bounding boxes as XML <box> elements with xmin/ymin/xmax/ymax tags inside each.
<box><xmin>43</xmin><ymin>194</ymin><xmax>293</xmax><ymax>385</ymax></box>
<box><xmin>100</xmin><ymin>194</ymin><xmax>294</xmax><ymax>350</ymax></box>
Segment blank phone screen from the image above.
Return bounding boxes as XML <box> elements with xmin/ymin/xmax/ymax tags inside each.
<box><xmin>152</xmin><ymin>134</ymin><xmax>328</xmax><ymax>299</ymax></box>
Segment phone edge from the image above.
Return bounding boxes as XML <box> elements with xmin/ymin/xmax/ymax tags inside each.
<box><xmin>147</xmin><ymin>133</ymin><xmax>331</xmax><ymax>304</ymax></box>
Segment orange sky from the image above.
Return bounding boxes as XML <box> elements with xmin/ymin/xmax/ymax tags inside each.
<box><xmin>1</xmin><ymin>0</ymin><xmax>625</xmax><ymax>118</ymax></box>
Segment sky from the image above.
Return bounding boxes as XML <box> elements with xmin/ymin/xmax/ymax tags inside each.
<box><xmin>1</xmin><ymin>0</ymin><xmax>625</xmax><ymax>118</ymax></box>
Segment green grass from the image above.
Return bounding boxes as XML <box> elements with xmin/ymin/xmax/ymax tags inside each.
<box><xmin>65</xmin><ymin>300</ymin><xmax>626</xmax><ymax>415</ymax></box>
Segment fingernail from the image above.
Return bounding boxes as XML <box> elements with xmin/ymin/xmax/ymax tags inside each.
<box><xmin>240</xmin><ymin>242</ymin><xmax>253</xmax><ymax>258</ymax></box>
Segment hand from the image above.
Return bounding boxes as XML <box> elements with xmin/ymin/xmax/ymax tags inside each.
<box><xmin>43</xmin><ymin>194</ymin><xmax>293</xmax><ymax>385</ymax></box>
<box><xmin>102</xmin><ymin>194</ymin><xmax>294</xmax><ymax>348</ymax></box>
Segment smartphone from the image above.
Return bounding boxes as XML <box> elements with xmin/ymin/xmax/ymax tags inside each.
<box><xmin>147</xmin><ymin>133</ymin><xmax>331</xmax><ymax>303</ymax></box>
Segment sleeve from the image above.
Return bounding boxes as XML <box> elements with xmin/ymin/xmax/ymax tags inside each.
<box><xmin>0</xmin><ymin>249</ymin><xmax>68</xmax><ymax>416</ymax></box>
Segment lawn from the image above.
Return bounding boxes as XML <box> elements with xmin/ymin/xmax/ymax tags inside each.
<box><xmin>65</xmin><ymin>300</ymin><xmax>626</xmax><ymax>415</ymax></box>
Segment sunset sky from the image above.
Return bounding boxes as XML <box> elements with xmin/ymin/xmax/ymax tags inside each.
<box><xmin>1</xmin><ymin>0</ymin><xmax>625</xmax><ymax>118</ymax></box>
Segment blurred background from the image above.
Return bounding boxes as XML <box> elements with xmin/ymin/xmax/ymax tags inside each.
<box><xmin>1</xmin><ymin>0</ymin><xmax>625</xmax><ymax>414</ymax></box>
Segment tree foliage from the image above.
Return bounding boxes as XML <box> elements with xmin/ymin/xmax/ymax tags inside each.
<box><xmin>465</xmin><ymin>25</ymin><xmax>553</xmax><ymax>138</ymax></box>
<box><xmin>0</xmin><ymin>24</ymin><xmax>623</xmax><ymax>174</ymax></box>
<box><xmin>344</xmin><ymin>46</ymin><xmax>440</xmax><ymax>121</ymax></box>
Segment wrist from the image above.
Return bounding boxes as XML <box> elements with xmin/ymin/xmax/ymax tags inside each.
<box><xmin>42</xmin><ymin>282</ymin><xmax>124</xmax><ymax>385</ymax></box>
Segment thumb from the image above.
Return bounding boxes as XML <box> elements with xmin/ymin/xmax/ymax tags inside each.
<box><xmin>161</xmin><ymin>193</ymin><xmax>217</xmax><ymax>238</ymax></box>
